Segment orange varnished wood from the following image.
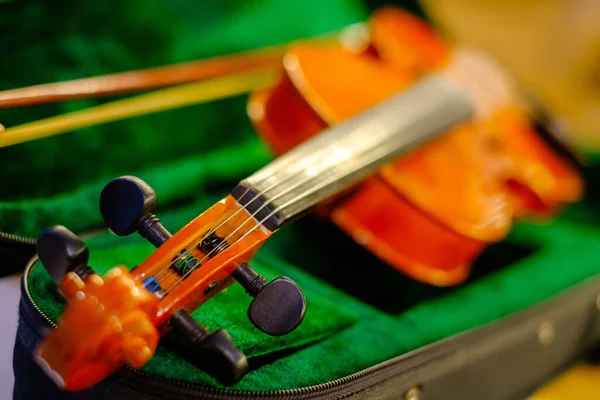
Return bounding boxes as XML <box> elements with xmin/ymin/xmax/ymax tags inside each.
<box><xmin>37</xmin><ymin>267</ymin><xmax>159</xmax><ymax>391</ymax></box>
<box><xmin>134</xmin><ymin>195</ymin><xmax>271</xmax><ymax>327</ymax></box>
<box><xmin>379</xmin><ymin>124</ymin><xmax>511</xmax><ymax>242</ymax></box>
<box><xmin>330</xmin><ymin>177</ymin><xmax>485</xmax><ymax>286</ymax></box>
<box><xmin>368</xmin><ymin>8</ymin><xmax>583</xmax><ymax>219</ymax></box>
<box><xmin>248</xmin><ymin>75</ymin><xmax>327</xmax><ymax>156</ymax></box>
<box><xmin>271</xmin><ymin>45</ymin><xmax>511</xmax><ymax>244</ymax></box>
<box><xmin>285</xmin><ymin>44</ymin><xmax>415</xmax><ymax>122</ymax></box>
<box><xmin>482</xmin><ymin>107</ymin><xmax>583</xmax><ymax>217</ymax></box>
<box><xmin>248</xmin><ymin>7</ymin><xmax>582</xmax><ymax>286</ymax></box>
<box><xmin>368</xmin><ymin>7</ymin><xmax>450</xmax><ymax>73</ymax></box>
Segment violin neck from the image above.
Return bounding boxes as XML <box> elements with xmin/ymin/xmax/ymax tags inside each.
<box><xmin>232</xmin><ymin>75</ymin><xmax>473</xmax><ymax>231</ymax></box>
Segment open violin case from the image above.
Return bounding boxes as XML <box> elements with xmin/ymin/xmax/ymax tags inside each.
<box><xmin>4</xmin><ymin>0</ymin><xmax>600</xmax><ymax>399</ymax></box>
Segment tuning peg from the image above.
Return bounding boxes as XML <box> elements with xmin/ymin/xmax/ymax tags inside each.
<box><xmin>99</xmin><ymin>176</ymin><xmax>171</xmax><ymax>248</ymax></box>
<box><xmin>233</xmin><ymin>263</ymin><xmax>306</xmax><ymax>336</ymax></box>
<box><xmin>165</xmin><ymin>310</ymin><xmax>248</xmax><ymax>386</ymax></box>
<box><xmin>36</xmin><ymin>225</ymin><xmax>93</xmax><ymax>284</ymax></box>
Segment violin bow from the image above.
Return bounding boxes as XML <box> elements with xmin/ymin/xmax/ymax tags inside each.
<box><xmin>0</xmin><ymin>23</ymin><xmax>363</xmax><ymax>110</ymax></box>
<box><xmin>0</xmin><ymin>46</ymin><xmax>286</xmax><ymax>109</ymax></box>
<box><xmin>0</xmin><ymin>25</ymin><xmax>367</xmax><ymax>149</ymax></box>
<box><xmin>0</xmin><ymin>68</ymin><xmax>279</xmax><ymax>148</ymax></box>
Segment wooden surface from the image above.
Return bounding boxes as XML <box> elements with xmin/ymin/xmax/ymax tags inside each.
<box><xmin>419</xmin><ymin>0</ymin><xmax>600</xmax><ymax>149</ymax></box>
<box><xmin>529</xmin><ymin>363</ymin><xmax>600</xmax><ymax>399</ymax></box>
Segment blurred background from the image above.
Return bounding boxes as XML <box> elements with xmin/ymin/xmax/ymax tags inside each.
<box><xmin>1</xmin><ymin>0</ymin><xmax>598</xmax><ymax>398</ymax></box>
<box><xmin>421</xmin><ymin>0</ymin><xmax>600</xmax><ymax>148</ymax></box>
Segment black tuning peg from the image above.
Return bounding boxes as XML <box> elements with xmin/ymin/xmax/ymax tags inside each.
<box><xmin>99</xmin><ymin>176</ymin><xmax>171</xmax><ymax>248</ymax></box>
<box><xmin>233</xmin><ymin>263</ymin><xmax>306</xmax><ymax>336</ymax></box>
<box><xmin>36</xmin><ymin>225</ymin><xmax>93</xmax><ymax>284</ymax></box>
<box><xmin>164</xmin><ymin>310</ymin><xmax>249</xmax><ymax>386</ymax></box>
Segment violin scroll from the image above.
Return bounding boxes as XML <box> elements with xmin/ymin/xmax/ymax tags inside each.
<box><xmin>36</xmin><ymin>227</ymin><xmax>160</xmax><ymax>391</ymax></box>
<box><xmin>35</xmin><ymin>265</ymin><xmax>159</xmax><ymax>391</ymax></box>
<box><xmin>34</xmin><ymin>225</ymin><xmax>254</xmax><ymax>389</ymax></box>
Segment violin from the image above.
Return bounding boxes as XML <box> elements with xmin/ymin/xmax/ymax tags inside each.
<box><xmin>366</xmin><ymin>8</ymin><xmax>583</xmax><ymax>217</ymax></box>
<box><xmin>8</xmin><ymin>6</ymin><xmax>581</xmax><ymax>391</ymax></box>
<box><xmin>33</xmin><ymin>56</ymin><xmax>477</xmax><ymax>389</ymax></box>
<box><xmin>247</xmin><ymin>7</ymin><xmax>583</xmax><ymax>286</ymax></box>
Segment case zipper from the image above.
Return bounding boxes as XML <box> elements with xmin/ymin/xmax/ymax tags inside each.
<box><xmin>0</xmin><ymin>231</ymin><xmax>37</xmax><ymax>276</ymax></box>
<box><xmin>20</xmin><ymin>255</ymin><xmax>427</xmax><ymax>400</ymax></box>
<box><xmin>0</xmin><ymin>231</ymin><xmax>36</xmax><ymax>247</ymax></box>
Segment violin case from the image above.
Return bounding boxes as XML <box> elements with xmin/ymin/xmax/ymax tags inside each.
<box><xmin>4</xmin><ymin>0</ymin><xmax>600</xmax><ymax>399</ymax></box>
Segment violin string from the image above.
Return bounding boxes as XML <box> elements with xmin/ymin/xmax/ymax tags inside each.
<box><xmin>149</xmin><ymin>155</ymin><xmax>325</xmax><ymax>280</ymax></box>
<box><xmin>150</xmin><ymin>63</ymin><xmax>480</xmax><ymax>292</ymax></box>
<box><xmin>151</xmin><ymin>152</ymin><xmax>332</xmax><ymax>282</ymax></box>
<box><xmin>161</xmin><ymin>125</ymin><xmax>397</xmax><ymax>293</ymax></box>
<box><xmin>153</xmin><ymin>87</ymin><xmax>386</xmax><ymax>277</ymax></box>
<box><xmin>148</xmin><ymin>187</ymin><xmax>255</xmax><ymax>280</ymax></box>
<box><xmin>196</xmin><ymin>120</ymin><xmax>361</xmax><ymax>242</ymax></box>
<box><xmin>191</xmin><ymin>151</ymin><xmax>317</xmax><ymax>249</ymax></box>
<box><xmin>149</xmin><ymin>129</ymin><xmax>359</xmax><ymax>281</ymax></box>
<box><xmin>151</xmin><ymin>63</ymin><xmax>480</xmax><ymax>285</ymax></box>
<box><xmin>163</xmin><ymin>160</ymin><xmax>356</xmax><ymax>293</ymax></box>
<box><xmin>158</xmin><ymin>114</ymin><xmax>399</xmax><ymax>290</ymax></box>
<box><xmin>155</xmin><ymin>61</ymin><xmax>481</xmax><ymax>283</ymax></box>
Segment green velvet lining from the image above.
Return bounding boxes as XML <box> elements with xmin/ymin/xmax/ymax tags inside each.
<box><xmin>0</xmin><ymin>136</ymin><xmax>271</xmax><ymax>237</ymax></box>
<box><xmin>0</xmin><ymin>0</ymin><xmax>368</xmax><ymax>205</ymax></box>
<box><xmin>27</xmin><ymin>195</ymin><xmax>600</xmax><ymax>390</ymax></box>
<box><xmin>29</xmin><ymin>242</ymin><xmax>360</xmax><ymax>388</ymax></box>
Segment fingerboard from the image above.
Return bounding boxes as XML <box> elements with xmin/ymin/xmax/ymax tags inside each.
<box><xmin>232</xmin><ymin>74</ymin><xmax>473</xmax><ymax>231</ymax></box>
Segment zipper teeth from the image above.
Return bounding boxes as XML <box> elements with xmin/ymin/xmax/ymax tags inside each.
<box><xmin>22</xmin><ymin>256</ymin><xmax>56</xmax><ymax>328</ymax></box>
<box><xmin>22</xmin><ymin>256</ymin><xmax>407</xmax><ymax>399</ymax></box>
<box><xmin>0</xmin><ymin>231</ymin><xmax>36</xmax><ymax>247</ymax></box>
<box><xmin>119</xmin><ymin>358</ymin><xmax>395</xmax><ymax>400</ymax></box>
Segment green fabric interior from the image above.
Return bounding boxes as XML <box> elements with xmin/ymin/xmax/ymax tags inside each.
<box><xmin>4</xmin><ymin>0</ymin><xmax>600</xmax><ymax>392</ymax></box>
<box><xmin>26</xmin><ymin>196</ymin><xmax>600</xmax><ymax>390</ymax></box>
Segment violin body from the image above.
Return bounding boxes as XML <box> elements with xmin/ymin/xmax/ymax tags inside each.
<box><xmin>369</xmin><ymin>7</ymin><xmax>582</xmax><ymax>217</ymax></box>
<box><xmin>248</xmin><ymin>8</ymin><xmax>582</xmax><ymax>286</ymax></box>
<box><xmin>248</xmin><ymin>43</ymin><xmax>506</xmax><ymax>285</ymax></box>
